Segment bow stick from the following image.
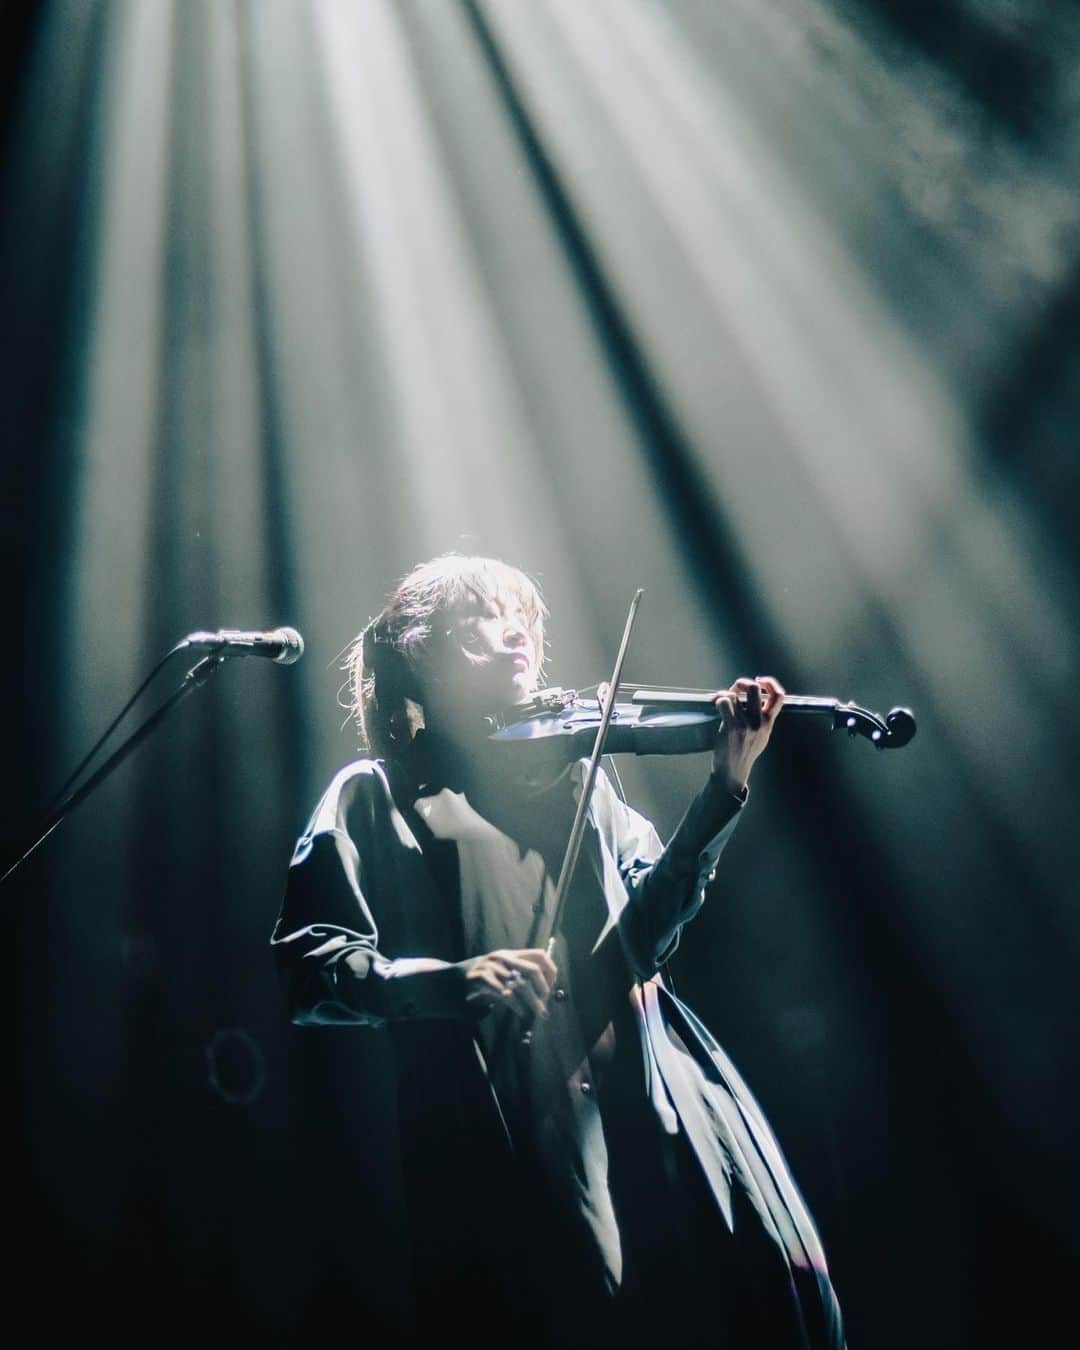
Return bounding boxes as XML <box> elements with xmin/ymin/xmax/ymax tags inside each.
<box><xmin>520</xmin><ymin>588</ymin><xmax>643</xmax><ymax>1046</ymax></box>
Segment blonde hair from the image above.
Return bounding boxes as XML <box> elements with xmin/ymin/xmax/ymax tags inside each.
<box><xmin>346</xmin><ymin>554</ymin><xmax>547</xmax><ymax>756</ymax></box>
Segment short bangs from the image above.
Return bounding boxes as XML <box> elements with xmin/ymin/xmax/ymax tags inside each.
<box><xmin>395</xmin><ymin>554</ymin><xmax>547</xmax><ymax>655</ymax></box>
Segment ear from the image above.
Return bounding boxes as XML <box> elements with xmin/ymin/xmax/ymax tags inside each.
<box><xmin>368</xmin><ymin>635</ymin><xmax>426</xmax><ymax>705</ymax></box>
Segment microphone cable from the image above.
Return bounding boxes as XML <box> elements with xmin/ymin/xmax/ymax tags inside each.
<box><xmin>42</xmin><ymin>638</ymin><xmax>191</xmax><ymax>817</ymax></box>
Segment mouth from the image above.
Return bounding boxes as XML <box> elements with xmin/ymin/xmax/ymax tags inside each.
<box><xmin>510</xmin><ymin>653</ymin><xmax>531</xmax><ymax>675</ymax></box>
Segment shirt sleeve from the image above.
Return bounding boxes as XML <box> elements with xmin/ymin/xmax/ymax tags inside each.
<box><xmin>600</xmin><ymin>770</ymin><xmax>748</xmax><ymax>978</ymax></box>
<box><xmin>271</xmin><ymin>764</ymin><xmax>483</xmax><ymax>1028</ymax></box>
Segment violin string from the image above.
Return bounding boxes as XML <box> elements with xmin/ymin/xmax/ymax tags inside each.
<box><xmin>604</xmin><ymin>754</ymin><xmax>629</xmax><ymax>805</ymax></box>
<box><xmin>562</xmin><ymin>681</ymin><xmax>825</xmax><ymax>714</ymax></box>
<box><xmin>577</xmin><ymin>679</ymin><xmax>720</xmax><ymax>697</ymax></box>
<box><xmin>617</xmin><ymin>679</ymin><xmax>719</xmax><ymax>694</ymax></box>
<box><xmin>521</xmin><ymin>762</ymin><xmax>577</xmax><ymax>798</ymax></box>
<box><xmin>615</xmin><ymin>680</ymin><xmax>808</xmax><ymax>701</ymax></box>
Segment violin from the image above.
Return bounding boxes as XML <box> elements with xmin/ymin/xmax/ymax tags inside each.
<box><xmin>503</xmin><ymin>589</ymin><xmax>914</xmax><ymax>1049</ymax></box>
<box><xmin>489</xmin><ymin>683</ymin><xmax>916</xmax><ymax>763</ymax></box>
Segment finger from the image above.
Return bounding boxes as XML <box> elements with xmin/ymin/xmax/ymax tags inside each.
<box><xmin>503</xmin><ymin>991</ymin><xmax>539</xmax><ymax>1023</ymax></box>
<box><xmin>755</xmin><ymin>675</ymin><xmax>786</xmax><ymax>717</ymax></box>
<box><xmin>520</xmin><ymin>948</ymin><xmax>558</xmax><ymax>983</ymax></box>
<box><xmin>713</xmin><ymin>693</ymin><xmax>736</xmax><ymax>730</ymax></box>
<box><xmin>730</xmin><ymin>678</ymin><xmax>760</xmax><ymax>728</ymax></box>
<box><xmin>465</xmin><ymin>976</ymin><xmax>496</xmax><ymax>1005</ymax></box>
<box><xmin>501</xmin><ymin>972</ymin><xmax>544</xmax><ymax>1020</ymax></box>
<box><xmin>512</xmin><ymin>950</ymin><xmax>556</xmax><ymax>985</ymax></box>
<box><xmin>489</xmin><ymin>953</ymin><xmax>531</xmax><ymax>1006</ymax></box>
<box><xmin>487</xmin><ymin>960</ymin><xmax>516</xmax><ymax>994</ymax></box>
<box><xmin>507</xmin><ymin>955</ymin><xmax>554</xmax><ymax>1002</ymax></box>
<box><xmin>732</xmin><ymin>677</ymin><xmax>762</xmax><ymax>729</ymax></box>
<box><xmin>513</xmin><ymin>983</ymin><xmax>550</xmax><ymax>1021</ymax></box>
<box><xmin>499</xmin><ymin>968</ymin><xmax>547</xmax><ymax>1020</ymax></box>
<box><xmin>492</xmin><ymin>958</ymin><xmax>529</xmax><ymax>999</ymax></box>
<box><xmin>491</xmin><ymin>951</ymin><xmax>527</xmax><ymax>981</ymax></box>
<box><xmin>468</xmin><ymin>968</ymin><xmax>506</xmax><ymax>1007</ymax></box>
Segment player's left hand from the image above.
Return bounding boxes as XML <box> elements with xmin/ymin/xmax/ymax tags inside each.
<box><xmin>711</xmin><ymin>676</ymin><xmax>785</xmax><ymax>795</ymax></box>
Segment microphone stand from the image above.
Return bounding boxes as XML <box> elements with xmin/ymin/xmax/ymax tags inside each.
<box><xmin>1</xmin><ymin>654</ymin><xmax>225</xmax><ymax>887</ymax></box>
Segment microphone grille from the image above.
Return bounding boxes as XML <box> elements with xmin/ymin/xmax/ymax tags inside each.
<box><xmin>273</xmin><ymin>627</ymin><xmax>305</xmax><ymax>665</ymax></box>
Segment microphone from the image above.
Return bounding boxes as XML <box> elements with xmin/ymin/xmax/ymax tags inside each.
<box><xmin>182</xmin><ymin>626</ymin><xmax>305</xmax><ymax>665</ymax></box>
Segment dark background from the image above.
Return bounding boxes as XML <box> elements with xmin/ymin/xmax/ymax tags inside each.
<box><xmin>2</xmin><ymin>2</ymin><xmax>1078</xmax><ymax>1346</ymax></box>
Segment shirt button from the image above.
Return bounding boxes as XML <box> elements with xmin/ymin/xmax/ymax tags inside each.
<box><xmin>580</xmin><ymin>1080</ymin><xmax>592</xmax><ymax>1095</ymax></box>
<box><xmin>553</xmin><ymin>988</ymin><xmax>567</xmax><ymax>1002</ymax></box>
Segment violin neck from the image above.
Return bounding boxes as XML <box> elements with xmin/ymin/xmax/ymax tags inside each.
<box><xmin>629</xmin><ymin>689</ymin><xmax>839</xmax><ymax>716</ymax></box>
<box><xmin>770</xmin><ymin>694</ymin><xmax>840</xmax><ymax>715</ymax></box>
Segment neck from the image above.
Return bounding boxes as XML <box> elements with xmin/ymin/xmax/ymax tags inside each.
<box><xmin>404</xmin><ymin>718</ymin><xmax>492</xmax><ymax>793</ymax></box>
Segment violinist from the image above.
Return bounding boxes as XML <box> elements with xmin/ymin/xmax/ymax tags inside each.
<box><xmin>272</xmin><ymin>554</ymin><xmax>846</xmax><ymax>1349</ymax></box>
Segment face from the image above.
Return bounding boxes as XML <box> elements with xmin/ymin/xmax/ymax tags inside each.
<box><xmin>423</xmin><ymin>592</ymin><xmax>540</xmax><ymax>715</ymax></box>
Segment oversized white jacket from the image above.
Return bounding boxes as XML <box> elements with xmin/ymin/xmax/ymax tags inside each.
<box><xmin>272</xmin><ymin>753</ymin><xmax>844</xmax><ymax>1347</ymax></box>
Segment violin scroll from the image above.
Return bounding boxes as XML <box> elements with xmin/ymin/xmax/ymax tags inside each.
<box><xmin>830</xmin><ymin>701</ymin><xmax>917</xmax><ymax>750</ymax></box>
<box><xmin>884</xmin><ymin>706</ymin><xmax>917</xmax><ymax>749</ymax></box>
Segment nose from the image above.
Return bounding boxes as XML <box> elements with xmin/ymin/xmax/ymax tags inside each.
<box><xmin>503</xmin><ymin>617</ymin><xmax>528</xmax><ymax>652</ymax></box>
